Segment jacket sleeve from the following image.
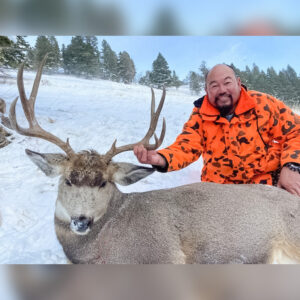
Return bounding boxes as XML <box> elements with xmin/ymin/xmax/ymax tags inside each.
<box><xmin>267</xmin><ymin>96</ymin><xmax>300</xmax><ymax>166</ymax></box>
<box><xmin>157</xmin><ymin>107</ymin><xmax>203</xmax><ymax>172</ymax></box>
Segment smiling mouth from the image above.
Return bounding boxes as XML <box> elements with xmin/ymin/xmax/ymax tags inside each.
<box><xmin>217</xmin><ymin>94</ymin><xmax>231</xmax><ymax>102</ymax></box>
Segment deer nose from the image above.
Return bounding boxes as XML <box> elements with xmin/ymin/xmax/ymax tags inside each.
<box><xmin>70</xmin><ymin>216</ymin><xmax>93</xmax><ymax>234</ymax></box>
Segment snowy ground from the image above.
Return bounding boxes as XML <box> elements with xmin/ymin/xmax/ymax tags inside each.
<box><xmin>0</xmin><ymin>70</ymin><xmax>203</xmax><ymax>264</ymax></box>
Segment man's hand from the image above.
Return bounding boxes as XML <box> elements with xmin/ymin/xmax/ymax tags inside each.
<box><xmin>133</xmin><ymin>144</ymin><xmax>166</xmax><ymax>167</ymax></box>
<box><xmin>277</xmin><ymin>166</ymin><xmax>300</xmax><ymax>197</ymax></box>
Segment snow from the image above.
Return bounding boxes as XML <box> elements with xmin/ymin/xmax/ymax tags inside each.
<box><xmin>0</xmin><ymin>70</ymin><xmax>203</xmax><ymax>264</ymax></box>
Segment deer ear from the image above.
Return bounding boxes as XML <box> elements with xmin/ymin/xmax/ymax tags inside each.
<box><xmin>25</xmin><ymin>149</ymin><xmax>68</xmax><ymax>177</ymax></box>
<box><xmin>112</xmin><ymin>162</ymin><xmax>155</xmax><ymax>186</ymax></box>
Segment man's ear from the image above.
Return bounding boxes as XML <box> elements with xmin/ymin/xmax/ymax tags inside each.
<box><xmin>237</xmin><ymin>76</ymin><xmax>242</xmax><ymax>88</ymax></box>
<box><xmin>112</xmin><ymin>162</ymin><xmax>155</xmax><ymax>186</ymax></box>
<box><xmin>25</xmin><ymin>149</ymin><xmax>68</xmax><ymax>177</ymax></box>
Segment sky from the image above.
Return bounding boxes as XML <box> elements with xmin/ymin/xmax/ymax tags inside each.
<box><xmin>25</xmin><ymin>35</ymin><xmax>300</xmax><ymax>80</ymax></box>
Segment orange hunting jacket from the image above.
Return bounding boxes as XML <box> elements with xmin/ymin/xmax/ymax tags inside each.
<box><xmin>158</xmin><ymin>87</ymin><xmax>300</xmax><ymax>185</ymax></box>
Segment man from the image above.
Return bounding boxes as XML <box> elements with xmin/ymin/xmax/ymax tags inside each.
<box><xmin>134</xmin><ymin>64</ymin><xmax>300</xmax><ymax>197</ymax></box>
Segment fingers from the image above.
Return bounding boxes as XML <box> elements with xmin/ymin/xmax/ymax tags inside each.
<box><xmin>277</xmin><ymin>181</ymin><xmax>282</xmax><ymax>188</ymax></box>
<box><xmin>133</xmin><ymin>145</ymin><xmax>165</xmax><ymax>166</ymax></box>
<box><xmin>277</xmin><ymin>178</ymin><xmax>300</xmax><ymax>197</ymax></box>
<box><xmin>133</xmin><ymin>144</ymin><xmax>149</xmax><ymax>164</ymax></box>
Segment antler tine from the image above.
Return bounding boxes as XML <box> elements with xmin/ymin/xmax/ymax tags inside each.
<box><xmin>10</xmin><ymin>54</ymin><xmax>75</xmax><ymax>157</ymax></box>
<box><xmin>30</xmin><ymin>54</ymin><xmax>48</xmax><ymax>108</ymax></box>
<box><xmin>104</xmin><ymin>88</ymin><xmax>166</xmax><ymax>162</ymax></box>
<box><xmin>17</xmin><ymin>62</ymin><xmax>31</xmax><ymax>122</ymax></box>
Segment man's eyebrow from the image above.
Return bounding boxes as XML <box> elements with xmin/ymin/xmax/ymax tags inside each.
<box><xmin>208</xmin><ymin>80</ymin><xmax>217</xmax><ymax>86</ymax></box>
<box><xmin>208</xmin><ymin>76</ymin><xmax>233</xmax><ymax>86</ymax></box>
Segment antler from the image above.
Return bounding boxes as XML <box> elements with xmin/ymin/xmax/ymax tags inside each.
<box><xmin>9</xmin><ymin>54</ymin><xmax>75</xmax><ymax>157</ymax></box>
<box><xmin>104</xmin><ymin>88</ymin><xmax>166</xmax><ymax>163</ymax></box>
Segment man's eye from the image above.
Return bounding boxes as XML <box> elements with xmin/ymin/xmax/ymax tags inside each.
<box><xmin>65</xmin><ymin>179</ymin><xmax>72</xmax><ymax>186</ymax></box>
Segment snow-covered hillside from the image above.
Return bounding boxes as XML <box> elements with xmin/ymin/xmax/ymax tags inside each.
<box><xmin>0</xmin><ymin>71</ymin><xmax>203</xmax><ymax>264</ymax></box>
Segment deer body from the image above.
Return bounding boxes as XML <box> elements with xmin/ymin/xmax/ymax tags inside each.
<box><xmin>53</xmin><ymin>180</ymin><xmax>300</xmax><ymax>264</ymax></box>
<box><xmin>8</xmin><ymin>56</ymin><xmax>300</xmax><ymax>264</ymax></box>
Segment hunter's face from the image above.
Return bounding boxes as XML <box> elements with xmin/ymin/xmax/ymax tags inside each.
<box><xmin>205</xmin><ymin>65</ymin><xmax>242</xmax><ymax>116</ymax></box>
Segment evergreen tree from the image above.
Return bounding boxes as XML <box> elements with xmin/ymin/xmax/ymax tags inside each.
<box><xmin>139</xmin><ymin>71</ymin><xmax>151</xmax><ymax>86</ymax></box>
<box><xmin>171</xmin><ymin>70</ymin><xmax>182</xmax><ymax>89</ymax></box>
<box><xmin>35</xmin><ymin>36</ymin><xmax>53</xmax><ymax>68</ymax></box>
<box><xmin>61</xmin><ymin>44</ymin><xmax>67</xmax><ymax>72</ymax></box>
<box><xmin>48</xmin><ymin>36</ymin><xmax>61</xmax><ymax>72</ymax></box>
<box><xmin>83</xmin><ymin>36</ymin><xmax>101</xmax><ymax>77</ymax></box>
<box><xmin>26</xmin><ymin>46</ymin><xmax>36</xmax><ymax>69</ymax></box>
<box><xmin>63</xmin><ymin>36</ymin><xmax>86</xmax><ymax>75</ymax></box>
<box><xmin>280</xmin><ymin>66</ymin><xmax>300</xmax><ymax>105</ymax></box>
<box><xmin>189</xmin><ymin>71</ymin><xmax>201</xmax><ymax>95</ymax></box>
<box><xmin>198</xmin><ymin>61</ymin><xmax>209</xmax><ymax>89</ymax></box>
<box><xmin>149</xmin><ymin>53</ymin><xmax>172</xmax><ymax>89</ymax></box>
<box><xmin>0</xmin><ymin>36</ymin><xmax>13</xmax><ymax>77</ymax></box>
<box><xmin>265</xmin><ymin>67</ymin><xmax>278</xmax><ymax>96</ymax></box>
<box><xmin>62</xmin><ymin>36</ymin><xmax>100</xmax><ymax>78</ymax></box>
<box><xmin>34</xmin><ymin>36</ymin><xmax>61</xmax><ymax>72</ymax></box>
<box><xmin>0</xmin><ymin>36</ymin><xmax>30</xmax><ymax>68</ymax></box>
<box><xmin>100</xmin><ymin>39</ymin><xmax>118</xmax><ymax>81</ymax></box>
<box><xmin>14</xmin><ymin>36</ymin><xmax>30</xmax><ymax>67</ymax></box>
<box><xmin>117</xmin><ymin>51</ymin><xmax>136</xmax><ymax>83</ymax></box>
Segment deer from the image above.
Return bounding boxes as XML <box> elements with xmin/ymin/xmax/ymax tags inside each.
<box><xmin>9</xmin><ymin>55</ymin><xmax>300</xmax><ymax>264</ymax></box>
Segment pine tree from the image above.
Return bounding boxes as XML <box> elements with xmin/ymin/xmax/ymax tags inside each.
<box><xmin>26</xmin><ymin>46</ymin><xmax>36</xmax><ymax>69</ymax></box>
<box><xmin>171</xmin><ymin>70</ymin><xmax>182</xmax><ymax>89</ymax></box>
<box><xmin>48</xmin><ymin>36</ymin><xmax>61</xmax><ymax>72</ymax></box>
<box><xmin>118</xmin><ymin>51</ymin><xmax>136</xmax><ymax>83</ymax></box>
<box><xmin>34</xmin><ymin>36</ymin><xmax>61</xmax><ymax>72</ymax></box>
<box><xmin>83</xmin><ymin>36</ymin><xmax>101</xmax><ymax>77</ymax></box>
<box><xmin>100</xmin><ymin>39</ymin><xmax>118</xmax><ymax>81</ymax></box>
<box><xmin>62</xmin><ymin>36</ymin><xmax>100</xmax><ymax>78</ymax></box>
<box><xmin>189</xmin><ymin>71</ymin><xmax>201</xmax><ymax>95</ymax></box>
<box><xmin>149</xmin><ymin>53</ymin><xmax>172</xmax><ymax>89</ymax></box>
<box><xmin>198</xmin><ymin>61</ymin><xmax>209</xmax><ymax>89</ymax></box>
<box><xmin>63</xmin><ymin>36</ymin><xmax>88</xmax><ymax>76</ymax></box>
<box><xmin>281</xmin><ymin>65</ymin><xmax>300</xmax><ymax>105</ymax></box>
<box><xmin>35</xmin><ymin>36</ymin><xmax>53</xmax><ymax>68</ymax></box>
<box><xmin>0</xmin><ymin>36</ymin><xmax>14</xmax><ymax>77</ymax></box>
<box><xmin>265</xmin><ymin>67</ymin><xmax>278</xmax><ymax>96</ymax></box>
<box><xmin>0</xmin><ymin>36</ymin><xmax>30</xmax><ymax>68</ymax></box>
<box><xmin>139</xmin><ymin>71</ymin><xmax>151</xmax><ymax>86</ymax></box>
<box><xmin>14</xmin><ymin>36</ymin><xmax>30</xmax><ymax>67</ymax></box>
<box><xmin>0</xmin><ymin>36</ymin><xmax>13</xmax><ymax>63</ymax></box>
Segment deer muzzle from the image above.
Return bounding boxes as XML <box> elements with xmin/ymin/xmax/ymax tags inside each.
<box><xmin>70</xmin><ymin>216</ymin><xmax>93</xmax><ymax>235</ymax></box>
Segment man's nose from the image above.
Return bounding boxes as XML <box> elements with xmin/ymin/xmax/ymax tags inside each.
<box><xmin>218</xmin><ymin>84</ymin><xmax>227</xmax><ymax>94</ymax></box>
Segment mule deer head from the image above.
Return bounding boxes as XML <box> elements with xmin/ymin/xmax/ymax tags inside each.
<box><xmin>10</xmin><ymin>55</ymin><xmax>166</xmax><ymax>236</ymax></box>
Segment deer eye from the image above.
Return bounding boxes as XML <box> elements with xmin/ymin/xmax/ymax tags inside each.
<box><xmin>65</xmin><ymin>179</ymin><xmax>72</xmax><ymax>186</ymax></box>
<box><xmin>100</xmin><ymin>181</ymin><xmax>107</xmax><ymax>188</ymax></box>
